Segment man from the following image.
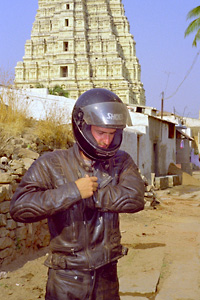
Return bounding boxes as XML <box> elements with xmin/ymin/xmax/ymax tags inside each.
<box><xmin>10</xmin><ymin>88</ymin><xmax>145</xmax><ymax>300</ymax></box>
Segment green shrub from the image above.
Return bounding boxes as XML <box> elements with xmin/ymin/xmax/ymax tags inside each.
<box><xmin>35</xmin><ymin>83</ymin><xmax>44</xmax><ymax>88</ymax></box>
<box><xmin>48</xmin><ymin>85</ymin><xmax>69</xmax><ymax>98</ymax></box>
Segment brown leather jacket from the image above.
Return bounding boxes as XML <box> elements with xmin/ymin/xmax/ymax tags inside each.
<box><xmin>10</xmin><ymin>143</ymin><xmax>145</xmax><ymax>271</ymax></box>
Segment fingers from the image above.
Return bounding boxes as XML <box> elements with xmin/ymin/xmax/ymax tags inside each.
<box><xmin>87</xmin><ymin>176</ymin><xmax>98</xmax><ymax>191</ymax></box>
<box><xmin>85</xmin><ymin>175</ymin><xmax>98</xmax><ymax>187</ymax></box>
<box><xmin>85</xmin><ymin>174</ymin><xmax>98</xmax><ymax>181</ymax></box>
<box><xmin>75</xmin><ymin>176</ymin><xmax>98</xmax><ymax>199</ymax></box>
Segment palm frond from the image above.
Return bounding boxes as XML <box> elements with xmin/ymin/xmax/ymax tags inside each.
<box><xmin>185</xmin><ymin>19</ymin><xmax>200</xmax><ymax>37</ymax></box>
<box><xmin>192</xmin><ymin>29</ymin><xmax>200</xmax><ymax>47</ymax></box>
<box><xmin>185</xmin><ymin>6</ymin><xmax>200</xmax><ymax>47</ymax></box>
<box><xmin>187</xmin><ymin>6</ymin><xmax>200</xmax><ymax>20</ymax></box>
<box><xmin>192</xmin><ymin>37</ymin><xmax>197</xmax><ymax>47</ymax></box>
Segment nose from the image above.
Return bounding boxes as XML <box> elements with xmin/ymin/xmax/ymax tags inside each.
<box><xmin>103</xmin><ymin>133</ymin><xmax>112</xmax><ymax>146</ymax></box>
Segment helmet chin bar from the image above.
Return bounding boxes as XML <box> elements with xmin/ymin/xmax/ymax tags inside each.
<box><xmin>78</xmin><ymin>139</ymin><xmax>121</xmax><ymax>161</ymax></box>
<box><xmin>73</xmin><ymin>121</ymin><xmax>123</xmax><ymax>161</ymax></box>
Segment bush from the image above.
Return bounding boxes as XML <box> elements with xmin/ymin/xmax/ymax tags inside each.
<box><xmin>35</xmin><ymin>83</ymin><xmax>44</xmax><ymax>88</ymax></box>
<box><xmin>48</xmin><ymin>85</ymin><xmax>69</xmax><ymax>98</ymax></box>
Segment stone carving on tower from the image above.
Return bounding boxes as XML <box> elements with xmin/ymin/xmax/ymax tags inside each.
<box><xmin>15</xmin><ymin>0</ymin><xmax>145</xmax><ymax>105</ymax></box>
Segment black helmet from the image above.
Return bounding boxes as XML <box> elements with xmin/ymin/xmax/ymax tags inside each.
<box><xmin>72</xmin><ymin>88</ymin><xmax>131</xmax><ymax>160</ymax></box>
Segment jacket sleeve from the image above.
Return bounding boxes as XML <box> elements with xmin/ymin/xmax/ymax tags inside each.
<box><xmin>93</xmin><ymin>153</ymin><xmax>145</xmax><ymax>213</ymax></box>
<box><xmin>10</xmin><ymin>154</ymin><xmax>82</xmax><ymax>223</ymax></box>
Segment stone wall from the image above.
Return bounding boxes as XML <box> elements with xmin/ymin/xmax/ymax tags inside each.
<box><xmin>0</xmin><ymin>134</ymin><xmax>51</xmax><ymax>267</ymax></box>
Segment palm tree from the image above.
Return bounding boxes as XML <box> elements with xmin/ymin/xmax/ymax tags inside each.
<box><xmin>185</xmin><ymin>6</ymin><xmax>200</xmax><ymax>47</ymax></box>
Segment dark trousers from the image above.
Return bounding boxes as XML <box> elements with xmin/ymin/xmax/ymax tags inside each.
<box><xmin>45</xmin><ymin>262</ymin><xmax>120</xmax><ymax>300</ymax></box>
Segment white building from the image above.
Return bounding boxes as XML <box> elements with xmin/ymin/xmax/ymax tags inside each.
<box><xmin>121</xmin><ymin>108</ymin><xmax>176</xmax><ymax>183</ymax></box>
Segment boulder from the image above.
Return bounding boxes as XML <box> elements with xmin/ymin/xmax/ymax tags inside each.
<box><xmin>0</xmin><ymin>173</ymin><xmax>13</xmax><ymax>184</ymax></box>
<box><xmin>21</xmin><ymin>157</ymin><xmax>35</xmax><ymax>170</ymax></box>
<box><xmin>13</xmin><ymin>148</ymin><xmax>39</xmax><ymax>160</ymax></box>
<box><xmin>9</xmin><ymin>160</ymin><xmax>24</xmax><ymax>170</ymax></box>
<box><xmin>0</xmin><ymin>237</ymin><xmax>13</xmax><ymax>250</ymax></box>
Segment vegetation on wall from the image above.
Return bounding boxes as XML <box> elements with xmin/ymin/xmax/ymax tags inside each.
<box><xmin>35</xmin><ymin>83</ymin><xmax>69</xmax><ymax>99</ymax></box>
<box><xmin>35</xmin><ymin>83</ymin><xmax>44</xmax><ymax>88</ymax></box>
<box><xmin>48</xmin><ymin>85</ymin><xmax>69</xmax><ymax>98</ymax></box>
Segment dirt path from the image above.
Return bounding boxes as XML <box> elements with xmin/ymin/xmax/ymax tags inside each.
<box><xmin>1</xmin><ymin>185</ymin><xmax>200</xmax><ymax>299</ymax></box>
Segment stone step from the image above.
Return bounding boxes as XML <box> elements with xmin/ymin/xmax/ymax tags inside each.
<box><xmin>118</xmin><ymin>247</ymin><xmax>165</xmax><ymax>299</ymax></box>
<box><xmin>154</xmin><ymin>175</ymin><xmax>181</xmax><ymax>190</ymax></box>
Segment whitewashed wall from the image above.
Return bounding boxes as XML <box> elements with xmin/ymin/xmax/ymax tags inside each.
<box><xmin>0</xmin><ymin>87</ymin><xmax>75</xmax><ymax>122</ymax></box>
<box><xmin>121</xmin><ymin>128</ymin><xmax>138</xmax><ymax>163</ymax></box>
<box><xmin>121</xmin><ymin>113</ymin><xmax>176</xmax><ymax>183</ymax></box>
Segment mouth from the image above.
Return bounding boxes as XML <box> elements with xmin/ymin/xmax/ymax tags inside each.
<box><xmin>99</xmin><ymin>144</ymin><xmax>108</xmax><ymax>149</ymax></box>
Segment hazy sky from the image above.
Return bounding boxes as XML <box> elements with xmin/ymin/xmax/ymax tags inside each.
<box><xmin>0</xmin><ymin>1</ymin><xmax>199</xmax><ymax>118</ymax></box>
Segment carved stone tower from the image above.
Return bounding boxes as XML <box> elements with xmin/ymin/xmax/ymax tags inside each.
<box><xmin>15</xmin><ymin>0</ymin><xmax>145</xmax><ymax>105</ymax></box>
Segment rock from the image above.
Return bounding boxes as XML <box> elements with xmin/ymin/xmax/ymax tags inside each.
<box><xmin>21</xmin><ymin>157</ymin><xmax>34</xmax><ymax>170</ymax></box>
<box><xmin>0</xmin><ymin>237</ymin><xmax>13</xmax><ymax>250</ymax></box>
<box><xmin>16</xmin><ymin>226</ymin><xmax>28</xmax><ymax>241</ymax></box>
<box><xmin>3</xmin><ymin>184</ymin><xmax>13</xmax><ymax>200</ymax></box>
<box><xmin>0</xmin><ymin>157</ymin><xmax>8</xmax><ymax>165</ymax></box>
<box><xmin>0</xmin><ymin>173</ymin><xmax>12</xmax><ymax>184</ymax></box>
<box><xmin>0</xmin><ymin>201</ymin><xmax>11</xmax><ymax>214</ymax></box>
<box><xmin>0</xmin><ymin>247</ymin><xmax>13</xmax><ymax>259</ymax></box>
<box><xmin>13</xmin><ymin>167</ymin><xmax>26</xmax><ymax>176</ymax></box>
<box><xmin>0</xmin><ymin>186</ymin><xmax>7</xmax><ymax>202</ymax></box>
<box><xmin>13</xmin><ymin>148</ymin><xmax>39</xmax><ymax>160</ymax></box>
<box><xmin>0</xmin><ymin>227</ymin><xmax>9</xmax><ymax>238</ymax></box>
<box><xmin>11</xmin><ymin>175</ymin><xmax>20</xmax><ymax>183</ymax></box>
<box><xmin>0</xmin><ymin>163</ymin><xmax>12</xmax><ymax>173</ymax></box>
<box><xmin>0</xmin><ymin>271</ymin><xmax>8</xmax><ymax>279</ymax></box>
<box><xmin>6</xmin><ymin>219</ymin><xmax>17</xmax><ymax>230</ymax></box>
<box><xmin>0</xmin><ymin>214</ymin><xmax>7</xmax><ymax>226</ymax></box>
<box><xmin>9</xmin><ymin>160</ymin><xmax>24</xmax><ymax>170</ymax></box>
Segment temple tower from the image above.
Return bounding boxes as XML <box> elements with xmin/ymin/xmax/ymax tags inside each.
<box><xmin>15</xmin><ymin>0</ymin><xmax>145</xmax><ymax>105</ymax></box>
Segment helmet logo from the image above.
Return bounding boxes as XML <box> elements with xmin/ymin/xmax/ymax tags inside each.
<box><xmin>107</xmin><ymin>113</ymin><xmax>123</xmax><ymax>121</ymax></box>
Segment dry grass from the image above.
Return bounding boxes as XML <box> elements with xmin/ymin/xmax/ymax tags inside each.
<box><xmin>0</xmin><ymin>84</ymin><xmax>73</xmax><ymax>150</ymax></box>
<box><xmin>0</xmin><ymin>88</ymin><xmax>33</xmax><ymax>137</ymax></box>
<box><xmin>34</xmin><ymin>102</ymin><xmax>74</xmax><ymax>149</ymax></box>
<box><xmin>0</xmin><ymin>66</ymin><xmax>14</xmax><ymax>86</ymax></box>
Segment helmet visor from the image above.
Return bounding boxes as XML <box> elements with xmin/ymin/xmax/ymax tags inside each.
<box><xmin>81</xmin><ymin>102</ymin><xmax>132</xmax><ymax>128</ymax></box>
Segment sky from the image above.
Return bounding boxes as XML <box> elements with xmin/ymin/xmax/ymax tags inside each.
<box><xmin>0</xmin><ymin>0</ymin><xmax>200</xmax><ymax>118</ymax></box>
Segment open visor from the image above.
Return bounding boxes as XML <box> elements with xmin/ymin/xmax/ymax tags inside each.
<box><xmin>81</xmin><ymin>102</ymin><xmax>132</xmax><ymax>128</ymax></box>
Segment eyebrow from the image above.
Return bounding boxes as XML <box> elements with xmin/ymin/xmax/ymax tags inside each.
<box><xmin>97</xmin><ymin>129</ymin><xmax>116</xmax><ymax>134</ymax></box>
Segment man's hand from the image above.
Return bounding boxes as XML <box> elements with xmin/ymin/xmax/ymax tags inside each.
<box><xmin>75</xmin><ymin>175</ymin><xmax>98</xmax><ymax>199</ymax></box>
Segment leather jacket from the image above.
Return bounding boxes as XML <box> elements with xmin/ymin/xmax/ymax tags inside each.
<box><xmin>10</xmin><ymin>143</ymin><xmax>145</xmax><ymax>271</ymax></box>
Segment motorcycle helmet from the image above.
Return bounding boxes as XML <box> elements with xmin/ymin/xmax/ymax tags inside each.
<box><xmin>72</xmin><ymin>88</ymin><xmax>131</xmax><ymax>160</ymax></box>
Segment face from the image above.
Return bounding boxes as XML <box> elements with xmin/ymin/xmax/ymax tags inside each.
<box><xmin>91</xmin><ymin>125</ymin><xmax>116</xmax><ymax>149</ymax></box>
